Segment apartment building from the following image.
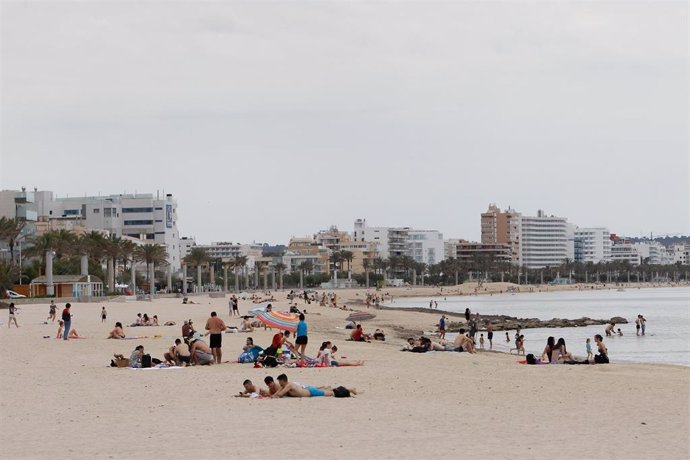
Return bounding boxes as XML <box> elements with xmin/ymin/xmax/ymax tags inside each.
<box><xmin>481</xmin><ymin>204</ymin><xmax>522</xmax><ymax>265</ymax></box>
<box><xmin>574</xmin><ymin>227</ymin><xmax>612</xmax><ymax>264</ymax></box>
<box><xmin>520</xmin><ymin>210</ymin><xmax>575</xmax><ymax>269</ymax></box>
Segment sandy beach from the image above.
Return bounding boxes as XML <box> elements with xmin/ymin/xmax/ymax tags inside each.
<box><xmin>1</xmin><ymin>286</ymin><xmax>688</xmax><ymax>459</ymax></box>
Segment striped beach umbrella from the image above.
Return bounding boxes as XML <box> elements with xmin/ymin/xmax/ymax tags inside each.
<box><xmin>256</xmin><ymin>311</ymin><xmax>299</xmax><ymax>332</ymax></box>
<box><xmin>346</xmin><ymin>311</ymin><xmax>376</xmax><ymax>322</ymax></box>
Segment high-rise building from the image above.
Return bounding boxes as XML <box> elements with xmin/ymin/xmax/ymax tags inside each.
<box><xmin>574</xmin><ymin>227</ymin><xmax>612</xmax><ymax>264</ymax></box>
<box><xmin>520</xmin><ymin>210</ymin><xmax>574</xmax><ymax>269</ymax></box>
<box><xmin>353</xmin><ymin>219</ymin><xmax>444</xmax><ymax>265</ymax></box>
<box><xmin>481</xmin><ymin>204</ymin><xmax>522</xmax><ymax>265</ymax></box>
<box><xmin>610</xmin><ymin>242</ymin><xmax>641</xmax><ymax>265</ymax></box>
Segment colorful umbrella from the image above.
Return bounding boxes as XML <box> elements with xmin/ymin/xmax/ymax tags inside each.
<box><xmin>256</xmin><ymin>311</ymin><xmax>299</xmax><ymax>332</ymax></box>
<box><xmin>346</xmin><ymin>311</ymin><xmax>376</xmax><ymax>322</ymax></box>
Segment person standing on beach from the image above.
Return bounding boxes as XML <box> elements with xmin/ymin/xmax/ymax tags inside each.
<box><xmin>505</xmin><ymin>331</ymin><xmax>510</xmax><ymax>343</ymax></box>
<box><xmin>464</xmin><ymin>308</ymin><xmax>471</xmax><ymax>322</ymax></box>
<box><xmin>62</xmin><ymin>303</ymin><xmax>72</xmax><ymax>340</ymax></box>
<box><xmin>640</xmin><ymin>315</ymin><xmax>647</xmax><ymax>335</ymax></box>
<box><xmin>486</xmin><ymin>322</ymin><xmax>493</xmax><ymax>350</ymax></box>
<box><xmin>295</xmin><ymin>313</ymin><xmax>308</xmax><ymax>362</ymax></box>
<box><xmin>47</xmin><ymin>300</ymin><xmax>57</xmax><ymax>323</ymax></box>
<box><xmin>101</xmin><ymin>306</ymin><xmax>107</xmax><ymax>323</ymax></box>
<box><xmin>635</xmin><ymin>315</ymin><xmax>641</xmax><ymax>336</ymax></box>
<box><xmin>8</xmin><ymin>303</ymin><xmax>19</xmax><ymax>328</ymax></box>
<box><xmin>232</xmin><ymin>296</ymin><xmax>240</xmax><ymax>316</ymax></box>
<box><xmin>205</xmin><ymin>311</ymin><xmax>227</xmax><ymax>364</ymax></box>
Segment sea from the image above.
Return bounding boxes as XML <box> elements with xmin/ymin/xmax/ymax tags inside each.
<box><xmin>387</xmin><ymin>287</ymin><xmax>690</xmax><ymax>366</ymax></box>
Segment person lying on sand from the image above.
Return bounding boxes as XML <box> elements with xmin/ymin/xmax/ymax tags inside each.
<box><xmin>271</xmin><ymin>374</ymin><xmax>357</xmax><ymax>398</ymax></box>
<box><xmin>236</xmin><ymin>379</ymin><xmax>269</xmax><ymax>398</ymax></box>
<box><xmin>107</xmin><ymin>322</ymin><xmax>126</xmax><ymax>339</ymax></box>
<box><xmin>264</xmin><ymin>376</ymin><xmax>280</xmax><ymax>395</ymax></box>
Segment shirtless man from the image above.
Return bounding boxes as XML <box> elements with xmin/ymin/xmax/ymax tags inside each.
<box><xmin>605</xmin><ymin>322</ymin><xmax>615</xmax><ymax>337</ymax></box>
<box><xmin>264</xmin><ymin>376</ymin><xmax>280</xmax><ymax>395</ymax></box>
<box><xmin>190</xmin><ymin>339</ymin><xmax>214</xmax><ymax>365</ymax></box>
<box><xmin>236</xmin><ymin>379</ymin><xmax>268</xmax><ymax>398</ymax></box>
<box><xmin>205</xmin><ymin>311</ymin><xmax>227</xmax><ymax>364</ymax></box>
<box><xmin>453</xmin><ymin>328</ymin><xmax>476</xmax><ymax>353</ymax></box>
<box><xmin>164</xmin><ymin>339</ymin><xmax>191</xmax><ymax>366</ymax></box>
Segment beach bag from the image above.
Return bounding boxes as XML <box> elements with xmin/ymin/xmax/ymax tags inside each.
<box><xmin>238</xmin><ymin>352</ymin><xmax>254</xmax><ymax>364</ymax></box>
<box><xmin>141</xmin><ymin>354</ymin><xmax>152</xmax><ymax>368</ymax></box>
<box><xmin>262</xmin><ymin>356</ymin><xmax>278</xmax><ymax>368</ymax></box>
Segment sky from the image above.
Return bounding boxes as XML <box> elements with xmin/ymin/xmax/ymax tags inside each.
<box><xmin>1</xmin><ymin>1</ymin><xmax>688</xmax><ymax>244</ymax></box>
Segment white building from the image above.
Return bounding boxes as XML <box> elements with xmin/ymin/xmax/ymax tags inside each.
<box><xmin>520</xmin><ymin>210</ymin><xmax>575</xmax><ymax>269</ymax></box>
<box><xmin>610</xmin><ymin>243</ymin><xmax>642</xmax><ymax>266</ymax></box>
<box><xmin>574</xmin><ymin>227</ymin><xmax>612</xmax><ymax>264</ymax></box>
<box><xmin>407</xmin><ymin>230</ymin><xmax>444</xmax><ymax>265</ymax></box>
<box><xmin>193</xmin><ymin>242</ymin><xmax>263</xmax><ymax>270</ymax></box>
<box><xmin>23</xmin><ymin>191</ymin><xmax>182</xmax><ymax>270</ymax></box>
<box><xmin>353</xmin><ymin>219</ymin><xmax>445</xmax><ymax>265</ymax></box>
<box><xmin>633</xmin><ymin>241</ymin><xmax>671</xmax><ymax>265</ymax></box>
<box><xmin>668</xmin><ymin>244</ymin><xmax>688</xmax><ymax>265</ymax></box>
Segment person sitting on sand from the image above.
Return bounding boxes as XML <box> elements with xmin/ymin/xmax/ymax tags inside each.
<box><xmin>592</xmin><ymin>334</ymin><xmax>609</xmax><ymax>364</ymax></box>
<box><xmin>236</xmin><ymin>379</ymin><xmax>268</xmax><ymax>398</ymax></box>
<box><xmin>542</xmin><ymin>337</ymin><xmax>556</xmax><ymax>363</ymax></box>
<box><xmin>350</xmin><ymin>324</ymin><xmax>372</xmax><ymax>342</ymax></box>
<box><xmin>108</xmin><ymin>322</ymin><xmax>126</xmax><ymax>339</ymax></box>
<box><xmin>190</xmin><ymin>339</ymin><xmax>214</xmax><ymax>365</ymax></box>
<box><xmin>555</xmin><ymin>338</ymin><xmax>574</xmax><ymax>361</ymax></box>
<box><xmin>56</xmin><ymin>320</ymin><xmax>65</xmax><ymax>339</ymax></box>
<box><xmin>164</xmin><ymin>339</ymin><xmax>191</xmax><ymax>366</ymax></box>
<box><xmin>239</xmin><ymin>316</ymin><xmax>254</xmax><ymax>333</ymax></box>
<box><xmin>152</xmin><ymin>315</ymin><xmax>159</xmax><ymax>326</ymax></box>
<box><xmin>373</xmin><ymin>329</ymin><xmax>386</xmax><ymax>341</ymax></box>
<box><xmin>182</xmin><ymin>320</ymin><xmax>195</xmax><ymax>338</ymax></box>
<box><xmin>403</xmin><ymin>337</ymin><xmax>421</xmax><ymax>351</ymax></box>
<box><xmin>453</xmin><ymin>329</ymin><xmax>476</xmax><ymax>353</ymax></box>
<box><xmin>130</xmin><ymin>345</ymin><xmax>145</xmax><ymax>368</ymax></box>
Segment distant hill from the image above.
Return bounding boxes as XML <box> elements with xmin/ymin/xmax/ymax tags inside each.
<box><xmin>626</xmin><ymin>236</ymin><xmax>690</xmax><ymax>247</ymax></box>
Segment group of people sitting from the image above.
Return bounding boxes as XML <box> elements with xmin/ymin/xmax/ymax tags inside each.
<box><xmin>237</xmin><ymin>373</ymin><xmax>357</xmax><ymax>399</ymax></box>
<box><xmin>402</xmin><ymin>328</ymin><xmax>477</xmax><ymax>353</ymax></box>
<box><xmin>348</xmin><ymin>324</ymin><xmax>385</xmax><ymax>342</ymax></box>
<box><xmin>532</xmin><ymin>335</ymin><xmax>609</xmax><ymax>365</ymax></box>
<box><xmin>130</xmin><ymin>313</ymin><xmax>159</xmax><ymax>327</ymax></box>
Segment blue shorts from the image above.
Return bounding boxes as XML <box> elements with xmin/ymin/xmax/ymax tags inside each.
<box><xmin>306</xmin><ymin>386</ymin><xmax>325</xmax><ymax>397</ymax></box>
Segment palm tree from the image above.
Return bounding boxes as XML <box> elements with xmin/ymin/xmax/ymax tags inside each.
<box><xmin>0</xmin><ymin>217</ymin><xmax>26</xmax><ymax>264</ymax></box>
<box><xmin>234</xmin><ymin>255</ymin><xmax>248</xmax><ymax>291</ymax></box>
<box><xmin>362</xmin><ymin>258</ymin><xmax>371</xmax><ymax>288</ymax></box>
<box><xmin>184</xmin><ymin>247</ymin><xmax>209</xmax><ymax>292</ymax></box>
<box><xmin>134</xmin><ymin>243</ymin><xmax>168</xmax><ymax>295</ymax></box>
<box><xmin>0</xmin><ymin>260</ymin><xmax>19</xmax><ymax>297</ymax></box>
<box><xmin>24</xmin><ymin>230</ymin><xmax>64</xmax><ymax>296</ymax></box>
<box><xmin>298</xmin><ymin>261</ymin><xmax>313</xmax><ymax>289</ymax></box>
<box><xmin>102</xmin><ymin>236</ymin><xmax>122</xmax><ymax>293</ymax></box>
<box><xmin>274</xmin><ymin>262</ymin><xmax>286</xmax><ymax>290</ymax></box>
<box><xmin>329</xmin><ymin>252</ymin><xmax>342</xmax><ymax>275</ymax></box>
<box><xmin>341</xmin><ymin>250</ymin><xmax>354</xmax><ymax>277</ymax></box>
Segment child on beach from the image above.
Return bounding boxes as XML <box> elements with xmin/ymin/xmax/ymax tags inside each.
<box><xmin>56</xmin><ymin>320</ymin><xmax>64</xmax><ymax>339</ymax></box>
<box><xmin>101</xmin><ymin>307</ymin><xmax>107</xmax><ymax>323</ymax></box>
<box><xmin>586</xmin><ymin>338</ymin><xmax>593</xmax><ymax>360</ymax></box>
<box><xmin>505</xmin><ymin>332</ymin><xmax>510</xmax><ymax>343</ymax></box>
<box><xmin>617</xmin><ymin>328</ymin><xmax>623</xmax><ymax>336</ymax></box>
<box><xmin>479</xmin><ymin>334</ymin><xmax>485</xmax><ymax>350</ymax></box>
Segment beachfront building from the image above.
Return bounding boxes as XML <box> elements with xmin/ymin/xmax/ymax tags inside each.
<box><xmin>668</xmin><ymin>244</ymin><xmax>689</xmax><ymax>265</ymax></box>
<box><xmin>574</xmin><ymin>227</ymin><xmax>612</xmax><ymax>264</ymax></box>
<box><xmin>444</xmin><ymin>239</ymin><xmax>465</xmax><ymax>259</ymax></box>
<box><xmin>353</xmin><ymin>219</ymin><xmax>445</xmax><ymax>265</ymax></box>
<box><xmin>610</xmin><ymin>242</ymin><xmax>642</xmax><ymax>266</ymax></box>
<box><xmin>633</xmin><ymin>241</ymin><xmax>672</xmax><ymax>265</ymax></box>
<box><xmin>11</xmin><ymin>190</ymin><xmax>182</xmax><ymax>271</ymax></box>
<box><xmin>179</xmin><ymin>237</ymin><xmax>196</xmax><ymax>260</ymax></box>
<box><xmin>520</xmin><ymin>210</ymin><xmax>575</xmax><ymax>269</ymax></box>
<box><xmin>481</xmin><ymin>204</ymin><xmax>522</xmax><ymax>266</ymax></box>
<box><xmin>455</xmin><ymin>242</ymin><xmax>513</xmax><ymax>263</ymax></box>
<box><xmin>193</xmin><ymin>242</ymin><xmax>263</xmax><ymax>269</ymax></box>
<box><xmin>282</xmin><ymin>237</ymin><xmax>330</xmax><ymax>274</ymax></box>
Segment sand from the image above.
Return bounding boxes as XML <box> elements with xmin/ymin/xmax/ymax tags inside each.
<box><xmin>1</xmin><ymin>285</ymin><xmax>688</xmax><ymax>459</ymax></box>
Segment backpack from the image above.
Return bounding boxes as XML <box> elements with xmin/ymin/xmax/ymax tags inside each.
<box><xmin>141</xmin><ymin>354</ymin><xmax>152</xmax><ymax>368</ymax></box>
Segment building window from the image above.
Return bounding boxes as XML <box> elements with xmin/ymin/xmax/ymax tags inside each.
<box><xmin>93</xmin><ymin>208</ymin><xmax>100</xmax><ymax>214</ymax></box>
<box><xmin>64</xmin><ymin>209</ymin><xmax>80</xmax><ymax>216</ymax></box>
<box><xmin>122</xmin><ymin>207</ymin><xmax>154</xmax><ymax>213</ymax></box>
<box><xmin>146</xmin><ymin>234</ymin><xmax>155</xmax><ymax>240</ymax></box>
<box><xmin>155</xmin><ymin>219</ymin><xmax>163</xmax><ymax>223</ymax></box>
<box><xmin>124</xmin><ymin>220</ymin><xmax>154</xmax><ymax>226</ymax></box>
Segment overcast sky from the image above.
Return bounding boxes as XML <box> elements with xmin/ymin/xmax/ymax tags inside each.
<box><xmin>1</xmin><ymin>1</ymin><xmax>688</xmax><ymax>244</ymax></box>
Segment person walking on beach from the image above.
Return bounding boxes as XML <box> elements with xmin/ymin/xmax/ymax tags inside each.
<box><xmin>232</xmin><ymin>296</ymin><xmax>239</xmax><ymax>316</ymax></box>
<box><xmin>61</xmin><ymin>304</ymin><xmax>72</xmax><ymax>340</ymax></box>
<box><xmin>635</xmin><ymin>315</ymin><xmax>641</xmax><ymax>336</ymax></box>
<box><xmin>295</xmin><ymin>313</ymin><xmax>308</xmax><ymax>362</ymax></box>
<box><xmin>205</xmin><ymin>311</ymin><xmax>227</xmax><ymax>364</ymax></box>
<box><xmin>101</xmin><ymin>306</ymin><xmax>107</xmax><ymax>323</ymax></box>
<box><xmin>585</xmin><ymin>338</ymin><xmax>593</xmax><ymax>360</ymax></box>
<box><xmin>8</xmin><ymin>302</ymin><xmax>19</xmax><ymax>328</ymax></box>
<box><xmin>464</xmin><ymin>308</ymin><xmax>471</xmax><ymax>322</ymax></box>
<box><xmin>505</xmin><ymin>331</ymin><xmax>510</xmax><ymax>343</ymax></box>
<box><xmin>438</xmin><ymin>315</ymin><xmax>447</xmax><ymax>340</ymax></box>
<box><xmin>47</xmin><ymin>300</ymin><xmax>57</xmax><ymax>323</ymax></box>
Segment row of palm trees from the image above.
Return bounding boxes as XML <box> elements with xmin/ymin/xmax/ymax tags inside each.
<box><xmin>20</xmin><ymin>229</ymin><xmax>168</xmax><ymax>295</ymax></box>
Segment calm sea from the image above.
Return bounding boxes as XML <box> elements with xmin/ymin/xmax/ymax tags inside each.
<box><xmin>387</xmin><ymin>287</ymin><xmax>690</xmax><ymax>365</ymax></box>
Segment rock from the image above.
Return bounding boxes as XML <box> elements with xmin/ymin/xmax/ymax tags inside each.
<box><xmin>610</xmin><ymin>316</ymin><xmax>628</xmax><ymax>324</ymax></box>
